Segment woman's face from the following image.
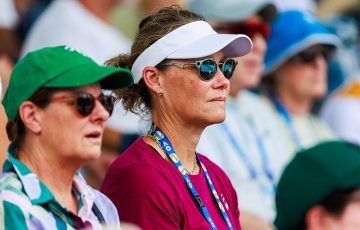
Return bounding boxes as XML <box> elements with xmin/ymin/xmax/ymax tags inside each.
<box><xmin>229</xmin><ymin>18</ymin><xmax>267</xmax><ymax>96</ymax></box>
<box><xmin>274</xmin><ymin>45</ymin><xmax>329</xmax><ymax>101</ymax></box>
<box><xmin>159</xmin><ymin>51</ymin><xmax>230</xmax><ymax>128</ymax></box>
<box><xmin>38</xmin><ymin>83</ymin><xmax>110</xmax><ymax>163</ymax></box>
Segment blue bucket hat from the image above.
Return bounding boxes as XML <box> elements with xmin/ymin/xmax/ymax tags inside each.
<box><xmin>264</xmin><ymin>10</ymin><xmax>340</xmax><ymax>75</ymax></box>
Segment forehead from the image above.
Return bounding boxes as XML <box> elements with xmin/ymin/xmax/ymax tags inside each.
<box><xmin>173</xmin><ymin>50</ymin><xmax>226</xmax><ymax>62</ymax></box>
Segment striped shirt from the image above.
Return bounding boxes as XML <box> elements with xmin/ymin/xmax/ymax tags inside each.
<box><xmin>0</xmin><ymin>145</ymin><xmax>120</xmax><ymax>229</ymax></box>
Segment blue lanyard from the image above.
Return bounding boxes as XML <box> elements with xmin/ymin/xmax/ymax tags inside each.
<box><xmin>269</xmin><ymin>92</ymin><xmax>304</xmax><ymax>151</ymax></box>
<box><xmin>149</xmin><ymin>123</ymin><xmax>233</xmax><ymax>230</ymax></box>
<box><xmin>220</xmin><ymin>119</ymin><xmax>275</xmax><ymax>186</ymax></box>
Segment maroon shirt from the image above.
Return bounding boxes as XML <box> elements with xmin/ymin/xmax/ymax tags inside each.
<box><xmin>101</xmin><ymin>138</ymin><xmax>241</xmax><ymax>230</ymax></box>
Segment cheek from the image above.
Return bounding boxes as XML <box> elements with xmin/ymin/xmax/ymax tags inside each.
<box><xmin>339</xmin><ymin>203</ymin><xmax>360</xmax><ymax>227</ymax></box>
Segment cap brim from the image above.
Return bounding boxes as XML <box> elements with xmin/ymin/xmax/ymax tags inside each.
<box><xmin>264</xmin><ymin>34</ymin><xmax>340</xmax><ymax>75</ymax></box>
<box><xmin>44</xmin><ymin>64</ymin><xmax>134</xmax><ymax>89</ymax></box>
<box><xmin>167</xmin><ymin>34</ymin><xmax>252</xmax><ymax>59</ymax></box>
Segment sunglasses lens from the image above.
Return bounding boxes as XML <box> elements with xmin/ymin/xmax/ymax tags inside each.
<box><xmin>100</xmin><ymin>94</ymin><xmax>116</xmax><ymax>116</ymax></box>
<box><xmin>76</xmin><ymin>93</ymin><xmax>94</xmax><ymax>116</ymax></box>
<box><xmin>198</xmin><ymin>59</ymin><xmax>218</xmax><ymax>81</ymax></box>
<box><xmin>221</xmin><ymin>59</ymin><xmax>237</xmax><ymax>79</ymax></box>
<box><xmin>289</xmin><ymin>49</ymin><xmax>332</xmax><ymax>64</ymax></box>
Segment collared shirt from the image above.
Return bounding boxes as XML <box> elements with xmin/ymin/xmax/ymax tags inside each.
<box><xmin>0</xmin><ymin>145</ymin><xmax>120</xmax><ymax>229</ymax></box>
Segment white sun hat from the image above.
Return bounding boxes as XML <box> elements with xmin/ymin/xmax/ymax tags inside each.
<box><xmin>131</xmin><ymin>20</ymin><xmax>253</xmax><ymax>83</ymax></box>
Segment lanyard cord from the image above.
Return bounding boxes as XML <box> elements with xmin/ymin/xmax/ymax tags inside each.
<box><xmin>149</xmin><ymin>123</ymin><xmax>233</xmax><ymax>230</ymax></box>
<box><xmin>220</xmin><ymin>118</ymin><xmax>275</xmax><ymax>187</ymax></box>
<box><xmin>269</xmin><ymin>92</ymin><xmax>304</xmax><ymax>151</ymax></box>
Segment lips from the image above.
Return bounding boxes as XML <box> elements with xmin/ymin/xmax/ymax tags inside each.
<box><xmin>85</xmin><ymin>131</ymin><xmax>101</xmax><ymax>138</ymax></box>
<box><xmin>209</xmin><ymin>97</ymin><xmax>226</xmax><ymax>102</ymax></box>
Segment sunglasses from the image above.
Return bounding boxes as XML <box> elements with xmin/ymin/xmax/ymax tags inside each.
<box><xmin>288</xmin><ymin>49</ymin><xmax>334</xmax><ymax>64</ymax></box>
<box><xmin>215</xmin><ymin>21</ymin><xmax>270</xmax><ymax>40</ymax></box>
<box><xmin>159</xmin><ymin>58</ymin><xmax>238</xmax><ymax>81</ymax></box>
<box><xmin>50</xmin><ymin>92</ymin><xmax>116</xmax><ymax>116</ymax></box>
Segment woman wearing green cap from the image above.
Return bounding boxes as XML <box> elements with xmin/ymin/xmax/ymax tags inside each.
<box><xmin>275</xmin><ymin>141</ymin><xmax>360</xmax><ymax>230</ymax></box>
<box><xmin>0</xmin><ymin>45</ymin><xmax>134</xmax><ymax>229</ymax></box>
<box><xmin>261</xmin><ymin>10</ymin><xmax>339</xmax><ymax>155</ymax></box>
<box><xmin>101</xmin><ymin>6</ymin><xmax>253</xmax><ymax>230</ymax></box>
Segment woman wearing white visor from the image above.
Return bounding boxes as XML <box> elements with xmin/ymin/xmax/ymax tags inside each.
<box><xmin>101</xmin><ymin>6</ymin><xmax>252</xmax><ymax>230</ymax></box>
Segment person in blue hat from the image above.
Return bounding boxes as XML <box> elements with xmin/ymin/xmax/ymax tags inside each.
<box><xmin>261</xmin><ymin>10</ymin><xmax>340</xmax><ymax>155</ymax></box>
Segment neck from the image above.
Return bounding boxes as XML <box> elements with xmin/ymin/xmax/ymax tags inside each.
<box><xmin>18</xmin><ymin>139</ymin><xmax>79</xmax><ymax>213</ymax></box>
<box><xmin>78</xmin><ymin>0</ymin><xmax>114</xmax><ymax>23</ymax></box>
<box><xmin>275</xmin><ymin>90</ymin><xmax>312</xmax><ymax>116</ymax></box>
<box><xmin>151</xmin><ymin>110</ymin><xmax>203</xmax><ymax>173</ymax></box>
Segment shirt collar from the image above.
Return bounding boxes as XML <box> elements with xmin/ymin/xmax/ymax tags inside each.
<box><xmin>3</xmin><ymin>144</ymin><xmax>96</xmax><ymax>216</ymax></box>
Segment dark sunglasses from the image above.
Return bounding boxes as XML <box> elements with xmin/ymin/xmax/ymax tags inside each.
<box><xmin>50</xmin><ymin>92</ymin><xmax>116</xmax><ymax>116</ymax></box>
<box><xmin>288</xmin><ymin>49</ymin><xmax>334</xmax><ymax>64</ymax></box>
<box><xmin>158</xmin><ymin>58</ymin><xmax>238</xmax><ymax>81</ymax></box>
<box><xmin>215</xmin><ymin>21</ymin><xmax>270</xmax><ymax>40</ymax></box>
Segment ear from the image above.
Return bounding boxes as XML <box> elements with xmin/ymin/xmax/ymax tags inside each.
<box><xmin>305</xmin><ymin>205</ymin><xmax>333</xmax><ymax>230</ymax></box>
<box><xmin>18</xmin><ymin>101</ymin><xmax>43</xmax><ymax>134</ymax></box>
<box><xmin>142</xmin><ymin>66</ymin><xmax>163</xmax><ymax>95</ymax></box>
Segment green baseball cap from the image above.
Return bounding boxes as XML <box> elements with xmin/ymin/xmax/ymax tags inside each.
<box><xmin>275</xmin><ymin>141</ymin><xmax>360</xmax><ymax>230</ymax></box>
<box><xmin>2</xmin><ymin>46</ymin><xmax>134</xmax><ymax>121</ymax></box>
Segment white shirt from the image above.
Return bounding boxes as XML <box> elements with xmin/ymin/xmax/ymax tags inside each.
<box><xmin>21</xmin><ymin>0</ymin><xmax>141</xmax><ymax>134</ymax></box>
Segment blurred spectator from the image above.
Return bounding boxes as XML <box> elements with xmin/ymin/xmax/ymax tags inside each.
<box><xmin>272</xmin><ymin>0</ymin><xmax>316</xmax><ymax>13</ymax></box>
<box><xmin>189</xmin><ymin>0</ymin><xmax>289</xmax><ymax>229</ymax></box>
<box><xmin>0</xmin><ymin>55</ymin><xmax>14</xmax><ymax>168</ymax></box>
<box><xmin>111</xmin><ymin>0</ymin><xmax>186</xmax><ymax>40</ymax></box>
<box><xmin>326</xmin><ymin>15</ymin><xmax>359</xmax><ymax>93</ymax></box>
<box><xmin>275</xmin><ymin>141</ymin><xmax>360</xmax><ymax>230</ymax></box>
<box><xmin>20</xmin><ymin>0</ymin><xmax>140</xmax><ymax>188</ymax></box>
<box><xmin>261</xmin><ymin>10</ymin><xmax>339</xmax><ymax>155</ymax></box>
<box><xmin>0</xmin><ymin>0</ymin><xmax>52</xmax><ymax>60</ymax></box>
<box><xmin>321</xmin><ymin>77</ymin><xmax>360</xmax><ymax>146</ymax></box>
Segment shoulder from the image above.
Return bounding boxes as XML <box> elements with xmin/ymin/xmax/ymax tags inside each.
<box><xmin>101</xmin><ymin>139</ymin><xmax>176</xmax><ymax>202</ymax></box>
<box><xmin>0</xmin><ymin>172</ymin><xmax>23</xmax><ymax>194</ymax></box>
<box><xmin>104</xmin><ymin>138</ymin><xmax>162</xmax><ymax>178</ymax></box>
<box><xmin>0</xmin><ymin>172</ymin><xmax>34</xmax><ymax>226</ymax></box>
<box><xmin>197</xmin><ymin>154</ymin><xmax>232</xmax><ymax>185</ymax></box>
<box><xmin>91</xmin><ymin>189</ymin><xmax>120</xmax><ymax>226</ymax></box>
<box><xmin>102</xmin><ymin>162</ymin><xmax>171</xmax><ymax>196</ymax></box>
<box><xmin>101</xmin><ymin>160</ymin><xmax>181</xmax><ymax>228</ymax></box>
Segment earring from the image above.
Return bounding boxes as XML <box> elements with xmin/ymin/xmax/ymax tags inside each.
<box><xmin>157</xmin><ymin>90</ymin><xmax>163</xmax><ymax>96</ymax></box>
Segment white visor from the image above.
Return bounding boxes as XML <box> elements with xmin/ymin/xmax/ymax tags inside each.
<box><xmin>131</xmin><ymin>21</ymin><xmax>253</xmax><ymax>83</ymax></box>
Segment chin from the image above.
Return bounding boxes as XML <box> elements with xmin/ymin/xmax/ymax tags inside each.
<box><xmin>208</xmin><ymin>114</ymin><xmax>226</xmax><ymax>125</ymax></box>
<box><xmin>83</xmin><ymin>148</ymin><xmax>102</xmax><ymax>161</ymax></box>
<box><xmin>311</xmin><ymin>88</ymin><xmax>327</xmax><ymax>98</ymax></box>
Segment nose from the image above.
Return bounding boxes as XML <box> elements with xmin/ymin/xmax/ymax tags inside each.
<box><xmin>213</xmin><ymin>67</ymin><xmax>230</xmax><ymax>89</ymax></box>
<box><xmin>252</xmin><ymin>33</ymin><xmax>267</xmax><ymax>55</ymax></box>
<box><xmin>90</xmin><ymin>100</ymin><xmax>110</xmax><ymax>123</ymax></box>
<box><xmin>312</xmin><ymin>54</ymin><xmax>327</xmax><ymax>69</ymax></box>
